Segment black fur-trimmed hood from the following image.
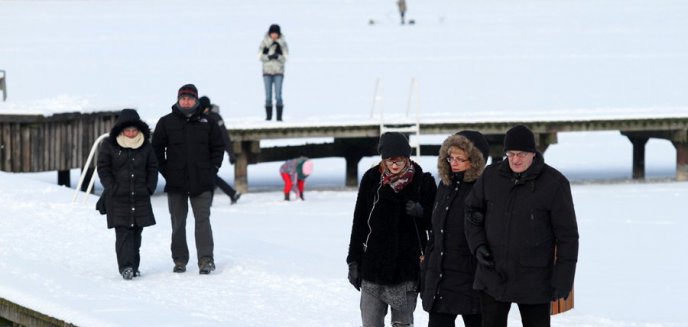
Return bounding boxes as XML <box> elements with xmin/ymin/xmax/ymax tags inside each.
<box><xmin>437</xmin><ymin>134</ymin><xmax>486</xmax><ymax>185</ymax></box>
<box><xmin>109</xmin><ymin>109</ymin><xmax>151</xmax><ymax>142</ymax></box>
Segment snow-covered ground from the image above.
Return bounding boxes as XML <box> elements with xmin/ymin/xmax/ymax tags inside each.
<box><xmin>1</xmin><ymin>171</ymin><xmax>687</xmax><ymax>327</ymax></box>
<box><xmin>2</xmin><ymin>0</ymin><xmax>688</xmax><ymax>326</ymax></box>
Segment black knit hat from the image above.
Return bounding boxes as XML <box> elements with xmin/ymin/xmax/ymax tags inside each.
<box><xmin>504</xmin><ymin>125</ymin><xmax>537</xmax><ymax>153</ymax></box>
<box><xmin>268</xmin><ymin>24</ymin><xmax>281</xmax><ymax>36</ymax></box>
<box><xmin>199</xmin><ymin>96</ymin><xmax>211</xmax><ymax>111</ymax></box>
<box><xmin>456</xmin><ymin>130</ymin><xmax>490</xmax><ymax>162</ymax></box>
<box><xmin>378</xmin><ymin>132</ymin><xmax>412</xmax><ymax>159</ymax></box>
<box><xmin>178</xmin><ymin>84</ymin><xmax>198</xmax><ymax>99</ymax></box>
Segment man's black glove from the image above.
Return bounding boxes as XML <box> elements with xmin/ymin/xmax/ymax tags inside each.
<box><xmin>475</xmin><ymin>245</ymin><xmax>495</xmax><ymax>268</ymax></box>
<box><xmin>348</xmin><ymin>262</ymin><xmax>361</xmax><ymax>291</ymax></box>
<box><xmin>268</xmin><ymin>53</ymin><xmax>279</xmax><ymax>60</ymax></box>
<box><xmin>552</xmin><ymin>288</ymin><xmax>570</xmax><ymax>301</ymax></box>
<box><xmin>275</xmin><ymin>44</ymin><xmax>282</xmax><ymax>55</ymax></box>
<box><xmin>262</xmin><ymin>47</ymin><xmax>269</xmax><ymax>54</ymax></box>
<box><xmin>405</xmin><ymin>200</ymin><xmax>423</xmax><ymax>217</ymax></box>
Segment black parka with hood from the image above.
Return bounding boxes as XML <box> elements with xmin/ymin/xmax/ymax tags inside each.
<box><xmin>421</xmin><ymin>134</ymin><xmax>486</xmax><ymax>315</ymax></box>
<box><xmin>97</xmin><ymin>109</ymin><xmax>158</xmax><ymax>229</ymax></box>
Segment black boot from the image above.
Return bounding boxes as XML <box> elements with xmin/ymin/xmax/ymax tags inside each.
<box><xmin>265</xmin><ymin>105</ymin><xmax>273</xmax><ymax>121</ymax></box>
<box><xmin>284</xmin><ymin>193</ymin><xmax>290</xmax><ymax>201</ymax></box>
<box><xmin>276</xmin><ymin>105</ymin><xmax>284</xmax><ymax>121</ymax></box>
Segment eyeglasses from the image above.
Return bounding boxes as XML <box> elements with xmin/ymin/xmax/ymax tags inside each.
<box><xmin>384</xmin><ymin>159</ymin><xmax>406</xmax><ymax>166</ymax></box>
<box><xmin>505</xmin><ymin>151</ymin><xmax>530</xmax><ymax>159</ymax></box>
<box><xmin>446</xmin><ymin>157</ymin><xmax>470</xmax><ymax>164</ymax></box>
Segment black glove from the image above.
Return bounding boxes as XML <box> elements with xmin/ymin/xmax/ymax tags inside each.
<box><xmin>262</xmin><ymin>47</ymin><xmax>269</xmax><ymax>54</ymax></box>
<box><xmin>229</xmin><ymin>155</ymin><xmax>236</xmax><ymax>165</ymax></box>
<box><xmin>475</xmin><ymin>245</ymin><xmax>495</xmax><ymax>268</ymax></box>
<box><xmin>552</xmin><ymin>287</ymin><xmax>570</xmax><ymax>301</ymax></box>
<box><xmin>268</xmin><ymin>53</ymin><xmax>279</xmax><ymax>60</ymax></box>
<box><xmin>275</xmin><ymin>44</ymin><xmax>282</xmax><ymax>55</ymax></box>
<box><xmin>405</xmin><ymin>200</ymin><xmax>423</xmax><ymax>217</ymax></box>
<box><xmin>348</xmin><ymin>262</ymin><xmax>361</xmax><ymax>291</ymax></box>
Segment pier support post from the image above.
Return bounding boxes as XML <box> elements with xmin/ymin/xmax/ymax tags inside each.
<box><xmin>627</xmin><ymin>135</ymin><xmax>649</xmax><ymax>179</ymax></box>
<box><xmin>57</xmin><ymin>170</ymin><xmax>70</xmax><ymax>187</ymax></box>
<box><xmin>345</xmin><ymin>154</ymin><xmax>363</xmax><ymax>187</ymax></box>
<box><xmin>233</xmin><ymin>141</ymin><xmax>260</xmax><ymax>193</ymax></box>
<box><xmin>674</xmin><ymin>141</ymin><xmax>688</xmax><ymax>181</ymax></box>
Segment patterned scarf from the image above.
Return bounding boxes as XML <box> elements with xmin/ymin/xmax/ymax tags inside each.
<box><xmin>116</xmin><ymin>133</ymin><xmax>144</xmax><ymax>149</ymax></box>
<box><xmin>381</xmin><ymin>159</ymin><xmax>415</xmax><ymax>193</ymax></box>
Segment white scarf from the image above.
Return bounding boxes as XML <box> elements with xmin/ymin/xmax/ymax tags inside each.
<box><xmin>116</xmin><ymin>133</ymin><xmax>144</xmax><ymax>149</ymax></box>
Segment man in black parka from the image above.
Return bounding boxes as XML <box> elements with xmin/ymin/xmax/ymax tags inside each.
<box><xmin>152</xmin><ymin>84</ymin><xmax>225</xmax><ymax>275</ymax></box>
<box><xmin>464</xmin><ymin>125</ymin><xmax>579</xmax><ymax>327</ymax></box>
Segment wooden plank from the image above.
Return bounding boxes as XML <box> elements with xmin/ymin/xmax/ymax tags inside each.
<box><xmin>2</xmin><ymin>123</ymin><xmax>10</xmax><ymax>171</ymax></box>
<box><xmin>11</xmin><ymin>123</ymin><xmax>21</xmax><ymax>172</ymax></box>
<box><xmin>31</xmin><ymin>125</ymin><xmax>41</xmax><ymax>171</ymax></box>
<box><xmin>0</xmin><ymin>124</ymin><xmax>4</xmax><ymax>171</ymax></box>
<box><xmin>50</xmin><ymin>122</ymin><xmax>57</xmax><ymax>170</ymax></box>
<box><xmin>21</xmin><ymin>125</ymin><xmax>30</xmax><ymax>172</ymax></box>
<box><xmin>43</xmin><ymin>123</ymin><xmax>50</xmax><ymax>171</ymax></box>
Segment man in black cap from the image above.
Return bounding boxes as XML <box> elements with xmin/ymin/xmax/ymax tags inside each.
<box><xmin>152</xmin><ymin>84</ymin><xmax>225</xmax><ymax>275</ymax></box>
<box><xmin>464</xmin><ymin>125</ymin><xmax>579</xmax><ymax>327</ymax></box>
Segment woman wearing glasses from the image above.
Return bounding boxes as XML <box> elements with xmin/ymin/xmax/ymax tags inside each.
<box><xmin>421</xmin><ymin>131</ymin><xmax>490</xmax><ymax>327</ymax></box>
<box><xmin>347</xmin><ymin>132</ymin><xmax>437</xmax><ymax>327</ymax></box>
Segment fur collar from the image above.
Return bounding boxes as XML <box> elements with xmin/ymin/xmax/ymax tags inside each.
<box><xmin>437</xmin><ymin>134</ymin><xmax>486</xmax><ymax>186</ymax></box>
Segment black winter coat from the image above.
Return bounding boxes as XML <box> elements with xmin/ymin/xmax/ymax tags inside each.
<box><xmin>97</xmin><ymin>111</ymin><xmax>157</xmax><ymax>229</ymax></box>
<box><xmin>347</xmin><ymin>162</ymin><xmax>437</xmax><ymax>286</ymax></box>
<box><xmin>421</xmin><ymin>134</ymin><xmax>485</xmax><ymax>315</ymax></box>
<box><xmin>464</xmin><ymin>154</ymin><xmax>579</xmax><ymax>304</ymax></box>
<box><xmin>152</xmin><ymin>105</ymin><xmax>225</xmax><ymax>196</ymax></box>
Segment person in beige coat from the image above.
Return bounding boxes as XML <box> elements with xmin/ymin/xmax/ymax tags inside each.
<box><xmin>258</xmin><ymin>24</ymin><xmax>289</xmax><ymax>121</ymax></box>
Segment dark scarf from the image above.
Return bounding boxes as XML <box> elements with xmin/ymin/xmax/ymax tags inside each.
<box><xmin>381</xmin><ymin>160</ymin><xmax>415</xmax><ymax>193</ymax></box>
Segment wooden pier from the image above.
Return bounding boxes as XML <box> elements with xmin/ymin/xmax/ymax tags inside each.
<box><xmin>228</xmin><ymin>116</ymin><xmax>688</xmax><ymax>192</ymax></box>
<box><xmin>0</xmin><ymin>111</ymin><xmax>119</xmax><ymax>186</ymax></box>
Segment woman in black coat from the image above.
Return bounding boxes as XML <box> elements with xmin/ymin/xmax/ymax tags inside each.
<box><xmin>97</xmin><ymin>109</ymin><xmax>158</xmax><ymax>280</ymax></box>
<box><xmin>347</xmin><ymin>132</ymin><xmax>437</xmax><ymax>327</ymax></box>
<box><xmin>421</xmin><ymin>131</ymin><xmax>490</xmax><ymax>327</ymax></box>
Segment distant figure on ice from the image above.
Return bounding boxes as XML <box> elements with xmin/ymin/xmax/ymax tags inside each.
<box><xmin>258</xmin><ymin>23</ymin><xmax>289</xmax><ymax>121</ymax></box>
<box><xmin>280</xmin><ymin>157</ymin><xmax>312</xmax><ymax>201</ymax></box>
<box><xmin>152</xmin><ymin>84</ymin><xmax>225</xmax><ymax>275</ymax></box>
<box><xmin>97</xmin><ymin>108</ymin><xmax>158</xmax><ymax>280</ymax></box>
<box><xmin>199</xmin><ymin>96</ymin><xmax>241</xmax><ymax>205</ymax></box>
<box><xmin>464</xmin><ymin>125</ymin><xmax>579</xmax><ymax>327</ymax></box>
<box><xmin>346</xmin><ymin>132</ymin><xmax>437</xmax><ymax>326</ymax></box>
<box><xmin>397</xmin><ymin>0</ymin><xmax>407</xmax><ymax>24</ymax></box>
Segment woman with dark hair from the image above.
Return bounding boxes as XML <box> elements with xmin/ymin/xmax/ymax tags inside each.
<box><xmin>347</xmin><ymin>132</ymin><xmax>437</xmax><ymax>326</ymax></box>
<box><xmin>421</xmin><ymin>131</ymin><xmax>490</xmax><ymax>327</ymax></box>
<box><xmin>97</xmin><ymin>109</ymin><xmax>157</xmax><ymax>280</ymax></box>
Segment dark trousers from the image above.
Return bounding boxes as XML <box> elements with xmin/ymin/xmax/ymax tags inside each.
<box><xmin>115</xmin><ymin>226</ymin><xmax>143</xmax><ymax>273</ymax></box>
<box><xmin>480</xmin><ymin>292</ymin><xmax>550</xmax><ymax>327</ymax></box>
<box><xmin>215</xmin><ymin>176</ymin><xmax>237</xmax><ymax>198</ymax></box>
<box><xmin>168</xmin><ymin>191</ymin><xmax>214</xmax><ymax>267</ymax></box>
<box><xmin>428</xmin><ymin>311</ymin><xmax>481</xmax><ymax>327</ymax></box>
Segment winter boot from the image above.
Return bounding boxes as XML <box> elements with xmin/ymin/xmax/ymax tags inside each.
<box><xmin>265</xmin><ymin>105</ymin><xmax>273</xmax><ymax>121</ymax></box>
<box><xmin>199</xmin><ymin>257</ymin><xmax>216</xmax><ymax>275</ymax></box>
<box><xmin>230</xmin><ymin>192</ymin><xmax>242</xmax><ymax>205</ymax></box>
<box><xmin>284</xmin><ymin>193</ymin><xmax>290</xmax><ymax>201</ymax></box>
<box><xmin>121</xmin><ymin>267</ymin><xmax>134</xmax><ymax>280</ymax></box>
<box><xmin>276</xmin><ymin>105</ymin><xmax>284</xmax><ymax>121</ymax></box>
<box><xmin>173</xmin><ymin>262</ymin><xmax>186</xmax><ymax>273</ymax></box>
<box><xmin>299</xmin><ymin>192</ymin><xmax>304</xmax><ymax>201</ymax></box>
